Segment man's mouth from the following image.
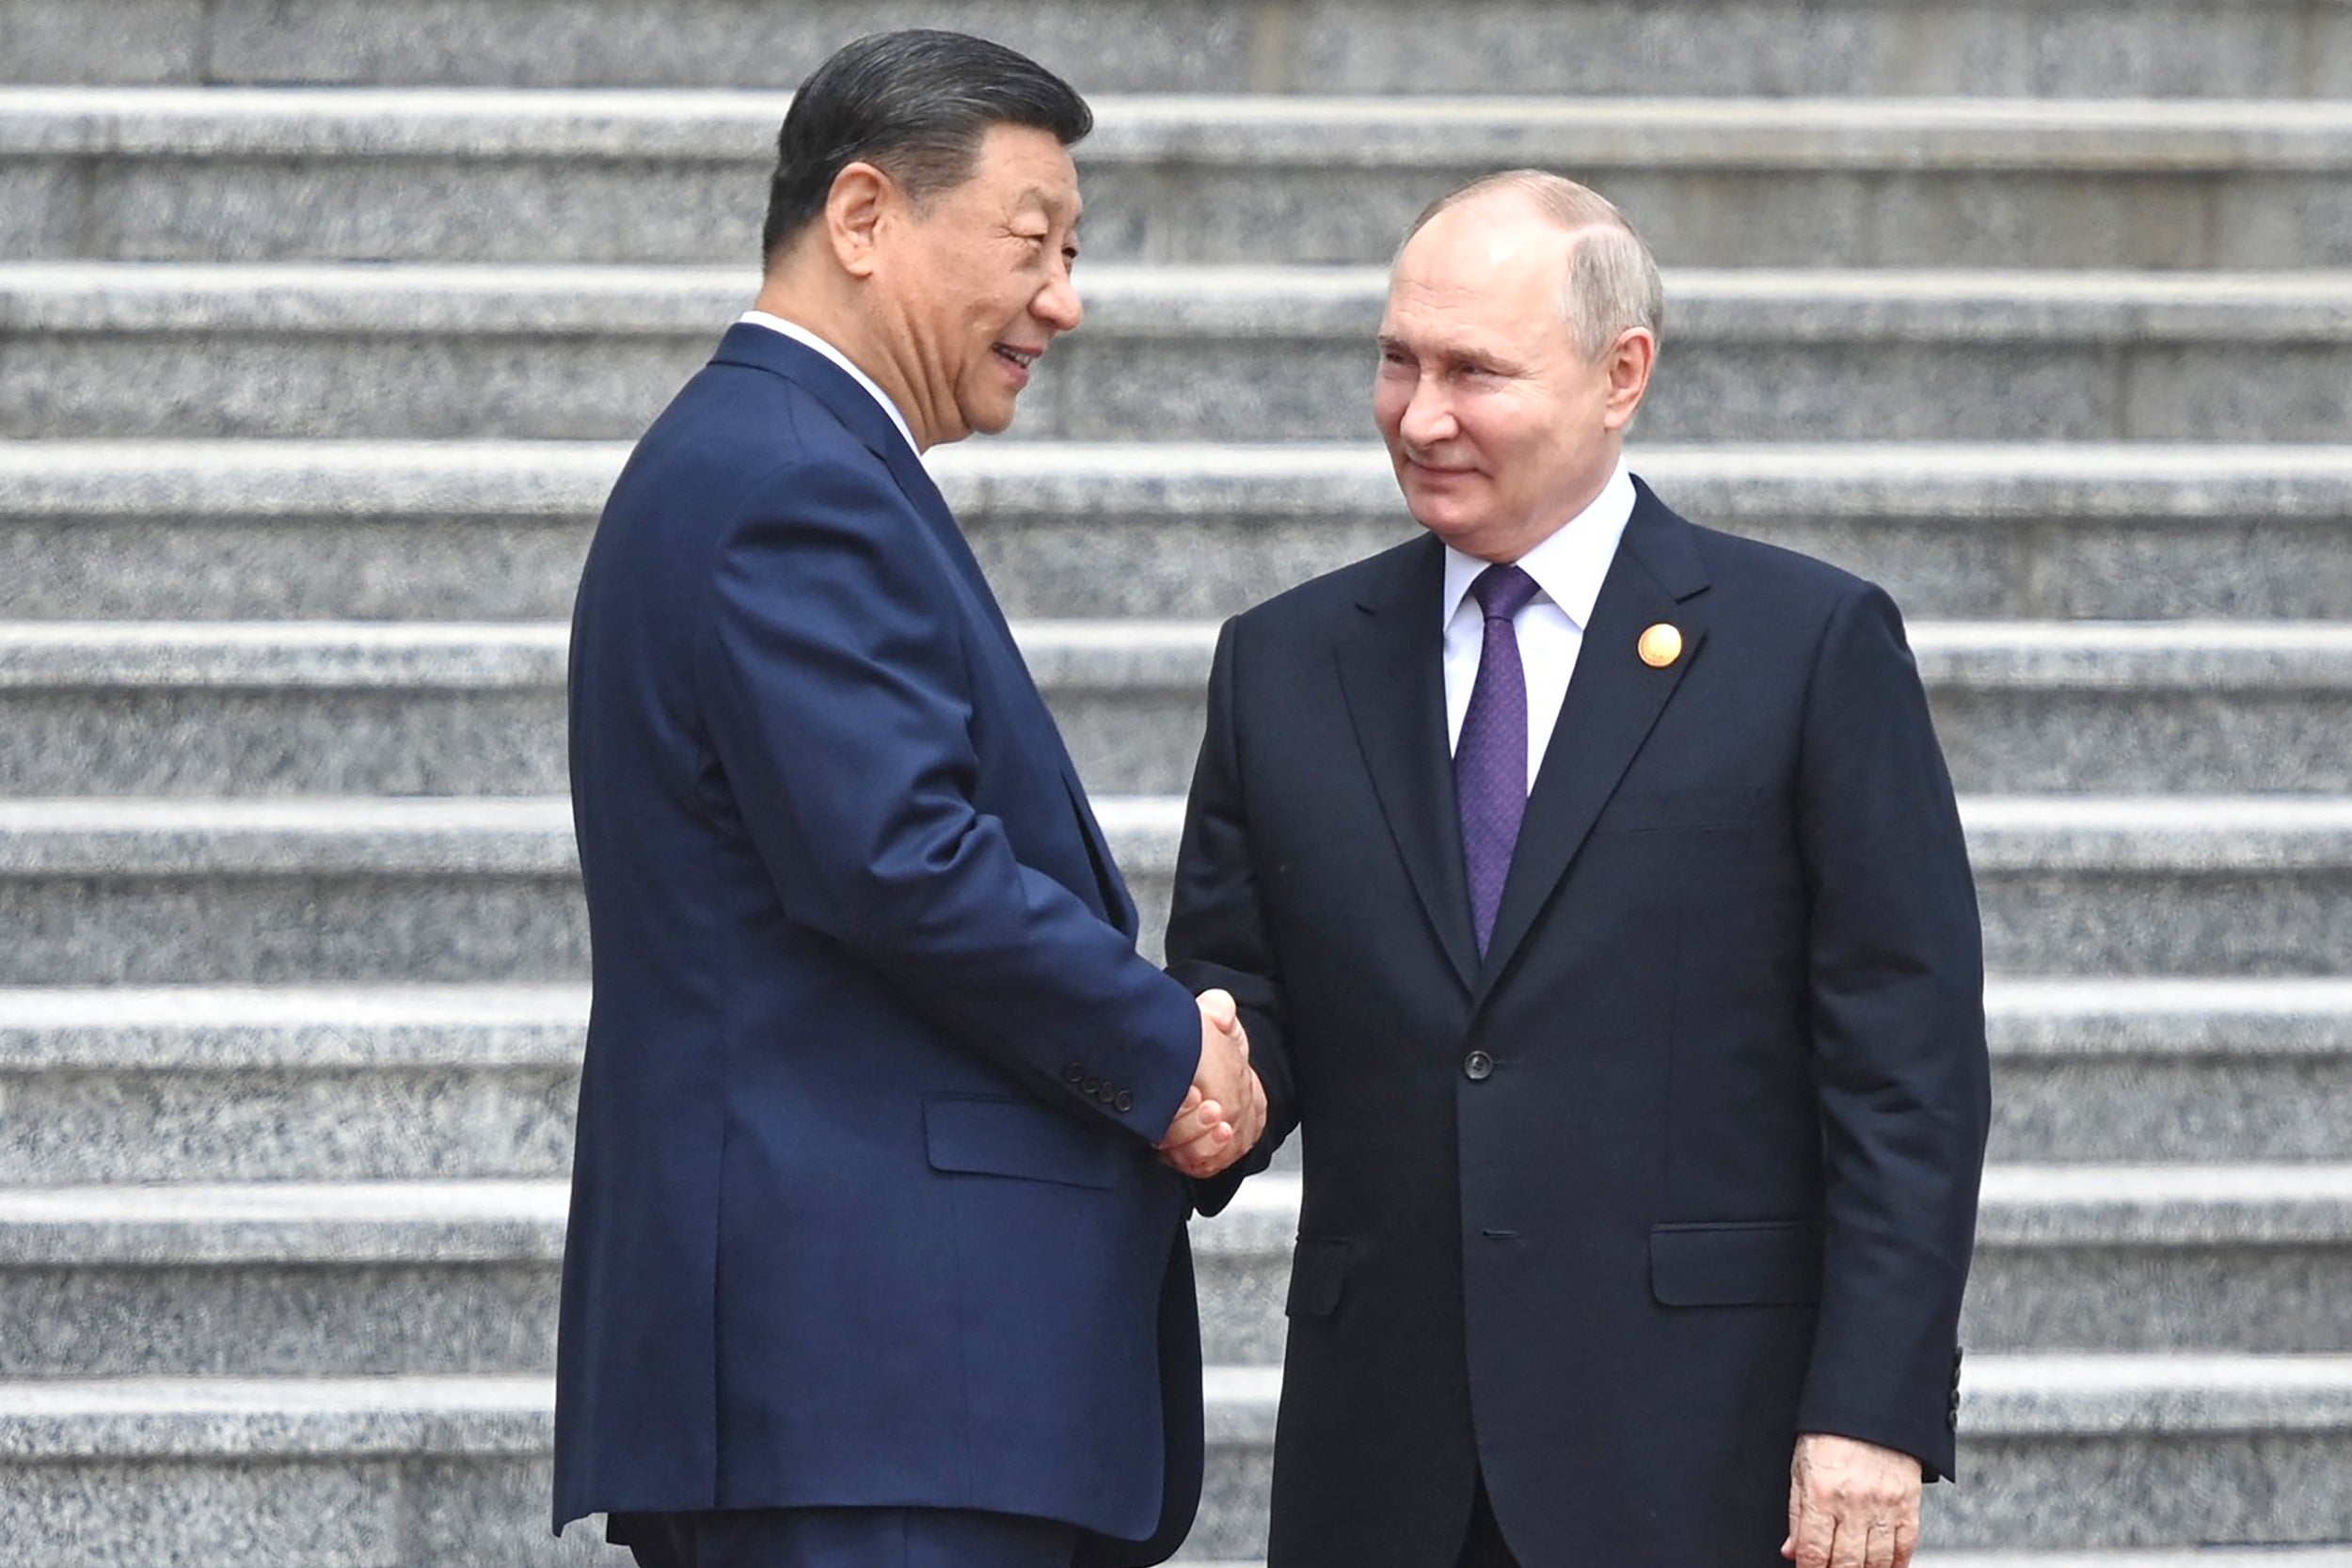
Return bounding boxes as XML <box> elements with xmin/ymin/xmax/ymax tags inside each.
<box><xmin>993</xmin><ymin>344</ymin><xmax>1041</xmax><ymax>372</ymax></box>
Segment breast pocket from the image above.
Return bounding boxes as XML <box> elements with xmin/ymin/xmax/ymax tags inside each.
<box><xmin>1591</xmin><ymin>785</ymin><xmax>1764</xmax><ymax>836</ymax></box>
<box><xmin>1649</xmin><ymin>1220</ymin><xmax>1824</xmax><ymax>1307</ymax></box>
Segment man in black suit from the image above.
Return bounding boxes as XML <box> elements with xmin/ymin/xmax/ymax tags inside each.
<box><xmin>1166</xmin><ymin>172</ymin><xmax>1991</xmax><ymax>1568</ymax></box>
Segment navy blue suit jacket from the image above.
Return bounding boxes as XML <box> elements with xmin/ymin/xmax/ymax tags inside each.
<box><xmin>1167</xmin><ymin>483</ymin><xmax>1991</xmax><ymax>1565</ymax></box>
<box><xmin>556</xmin><ymin>325</ymin><xmax>1206</xmax><ymax>1561</ymax></box>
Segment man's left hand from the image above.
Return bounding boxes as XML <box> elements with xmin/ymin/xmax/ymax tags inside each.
<box><xmin>1782</xmin><ymin>1432</ymin><xmax>1922</xmax><ymax>1568</ymax></box>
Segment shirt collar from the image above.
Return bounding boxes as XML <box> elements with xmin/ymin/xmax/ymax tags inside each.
<box><xmin>738</xmin><ymin>310</ymin><xmax>920</xmax><ymax>457</ymax></box>
<box><xmin>1440</xmin><ymin>457</ymin><xmax>1637</xmax><ymax>629</ymax></box>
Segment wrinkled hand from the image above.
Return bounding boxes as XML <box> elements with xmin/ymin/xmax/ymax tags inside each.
<box><xmin>1157</xmin><ymin>990</ymin><xmax>1266</xmax><ymax>1178</ymax></box>
<box><xmin>1783</xmin><ymin>1433</ymin><xmax>1922</xmax><ymax>1568</ymax></box>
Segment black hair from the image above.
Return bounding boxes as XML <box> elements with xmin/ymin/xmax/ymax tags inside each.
<box><xmin>760</xmin><ymin>29</ymin><xmax>1092</xmax><ymax>262</ymax></box>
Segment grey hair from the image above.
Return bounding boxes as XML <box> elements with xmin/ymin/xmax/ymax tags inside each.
<box><xmin>1403</xmin><ymin>169</ymin><xmax>1664</xmax><ymax>359</ymax></box>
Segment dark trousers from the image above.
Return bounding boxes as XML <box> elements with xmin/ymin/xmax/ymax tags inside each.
<box><xmin>607</xmin><ymin>1507</ymin><xmax>1080</xmax><ymax>1568</ymax></box>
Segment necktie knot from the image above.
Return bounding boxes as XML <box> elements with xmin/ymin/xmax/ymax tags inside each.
<box><xmin>1471</xmin><ymin>563</ymin><xmax>1540</xmax><ymax>624</ymax></box>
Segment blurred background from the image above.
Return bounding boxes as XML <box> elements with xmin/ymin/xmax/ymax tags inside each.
<box><xmin>1</xmin><ymin>1</ymin><xmax>2349</xmax><ymax>1562</ymax></box>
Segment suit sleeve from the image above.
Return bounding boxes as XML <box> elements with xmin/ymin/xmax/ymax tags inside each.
<box><xmin>1166</xmin><ymin>616</ymin><xmax>1296</xmax><ymax>1216</ymax></box>
<box><xmin>691</xmin><ymin>451</ymin><xmax>1200</xmax><ymax>1141</ymax></box>
<box><xmin>1791</xmin><ymin>583</ymin><xmax>1992</xmax><ymax>1482</ymax></box>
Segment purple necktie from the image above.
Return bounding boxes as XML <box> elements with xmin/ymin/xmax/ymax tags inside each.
<box><xmin>1457</xmin><ymin>564</ymin><xmax>1542</xmax><ymax>954</ymax></box>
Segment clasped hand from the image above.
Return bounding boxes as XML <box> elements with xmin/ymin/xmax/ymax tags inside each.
<box><xmin>1157</xmin><ymin>989</ymin><xmax>1267</xmax><ymax>1179</ymax></box>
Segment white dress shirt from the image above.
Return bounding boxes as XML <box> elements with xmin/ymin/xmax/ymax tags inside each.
<box><xmin>738</xmin><ymin>310</ymin><xmax>919</xmax><ymax>457</ymax></box>
<box><xmin>1441</xmin><ymin>458</ymin><xmax>1637</xmax><ymax>794</ymax></box>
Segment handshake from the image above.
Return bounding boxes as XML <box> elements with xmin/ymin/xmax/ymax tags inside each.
<box><xmin>1157</xmin><ymin>989</ymin><xmax>1268</xmax><ymax>1179</ymax></box>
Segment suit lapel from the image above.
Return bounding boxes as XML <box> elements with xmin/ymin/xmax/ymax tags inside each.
<box><xmin>1335</xmin><ymin>536</ymin><xmax>1481</xmax><ymax>993</ymax></box>
<box><xmin>874</xmin><ymin>433</ymin><xmax>1139</xmax><ymax>936</ymax></box>
<box><xmin>1474</xmin><ymin>483</ymin><xmax>1712</xmax><ymax>1003</ymax></box>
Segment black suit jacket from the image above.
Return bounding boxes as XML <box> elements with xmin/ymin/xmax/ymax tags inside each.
<box><xmin>1167</xmin><ymin>480</ymin><xmax>1990</xmax><ymax>1566</ymax></box>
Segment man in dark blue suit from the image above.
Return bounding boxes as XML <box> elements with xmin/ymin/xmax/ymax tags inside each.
<box><xmin>557</xmin><ymin>32</ymin><xmax>1263</xmax><ymax>1568</ymax></box>
<box><xmin>1168</xmin><ymin>173</ymin><xmax>1991</xmax><ymax>1568</ymax></box>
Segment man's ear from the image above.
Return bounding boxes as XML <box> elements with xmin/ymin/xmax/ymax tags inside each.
<box><xmin>1600</xmin><ymin>327</ymin><xmax>1658</xmax><ymax>431</ymax></box>
<box><xmin>824</xmin><ymin>161</ymin><xmax>895</xmax><ymax>279</ymax></box>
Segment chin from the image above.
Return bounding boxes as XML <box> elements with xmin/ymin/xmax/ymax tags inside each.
<box><xmin>1404</xmin><ymin>495</ymin><xmax>1486</xmax><ymax>539</ymax></box>
<box><xmin>965</xmin><ymin>401</ymin><xmax>1018</xmax><ymax>437</ymax></box>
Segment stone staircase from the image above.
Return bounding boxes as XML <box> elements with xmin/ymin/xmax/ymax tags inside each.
<box><xmin>3</xmin><ymin>0</ymin><xmax>2350</xmax><ymax>1561</ymax></box>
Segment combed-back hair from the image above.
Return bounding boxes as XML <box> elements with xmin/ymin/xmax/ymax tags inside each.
<box><xmin>760</xmin><ymin>29</ymin><xmax>1092</xmax><ymax>262</ymax></box>
<box><xmin>1405</xmin><ymin>169</ymin><xmax>1665</xmax><ymax>358</ymax></box>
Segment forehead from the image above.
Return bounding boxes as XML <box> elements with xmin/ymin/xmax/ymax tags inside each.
<box><xmin>961</xmin><ymin>122</ymin><xmax>1082</xmax><ymax>220</ymax></box>
<box><xmin>1381</xmin><ymin>209</ymin><xmax>1569</xmax><ymax>351</ymax></box>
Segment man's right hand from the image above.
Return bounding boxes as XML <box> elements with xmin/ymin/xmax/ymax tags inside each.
<box><xmin>1158</xmin><ymin>990</ymin><xmax>1266</xmax><ymax>1177</ymax></box>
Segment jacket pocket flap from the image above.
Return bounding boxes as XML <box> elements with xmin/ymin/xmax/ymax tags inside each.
<box><xmin>924</xmin><ymin>1096</ymin><xmax>1121</xmax><ymax>1190</ymax></box>
<box><xmin>1649</xmin><ymin>1220</ymin><xmax>1824</xmax><ymax>1307</ymax></box>
<box><xmin>1592</xmin><ymin>785</ymin><xmax>1763</xmax><ymax>835</ymax></box>
<box><xmin>1285</xmin><ymin>1236</ymin><xmax>1350</xmax><ymax>1319</ymax></box>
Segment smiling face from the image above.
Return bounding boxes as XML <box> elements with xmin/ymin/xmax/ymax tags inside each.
<box><xmin>1375</xmin><ymin>196</ymin><xmax>1652</xmax><ymax>562</ymax></box>
<box><xmin>867</xmin><ymin>121</ymin><xmax>1084</xmax><ymax>448</ymax></box>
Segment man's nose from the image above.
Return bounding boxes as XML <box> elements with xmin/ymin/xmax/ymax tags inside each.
<box><xmin>1397</xmin><ymin>377</ymin><xmax>1454</xmax><ymax>446</ymax></box>
<box><xmin>1034</xmin><ymin>268</ymin><xmax>1082</xmax><ymax>333</ymax></box>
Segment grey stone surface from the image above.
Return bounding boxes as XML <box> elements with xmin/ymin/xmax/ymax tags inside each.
<box><xmin>0</xmin><ymin>984</ymin><xmax>585</xmax><ymax>1181</ymax></box>
<box><xmin>8</xmin><ymin>439</ymin><xmax>2352</xmax><ymax>622</ymax></box>
<box><xmin>200</xmin><ymin>0</ymin><xmax>1253</xmax><ymax>93</ymax></box>
<box><xmin>3</xmin><ymin>795</ymin><xmax>2350</xmax><ymax>979</ymax></box>
<box><xmin>1991</xmin><ymin>1053</ymin><xmax>2352</xmax><ymax>1164</ymax></box>
<box><xmin>0</xmin><ymin>163</ymin><xmax>72</xmax><ymax>260</ymax></box>
<box><xmin>1286</xmin><ymin>2</ymin><xmax>2352</xmax><ymax>100</ymax></box>
<box><xmin>0</xmin><ymin>1061</ymin><xmax>578</xmax><ymax>1182</ymax></box>
<box><xmin>0</xmin><ymin>2</ymin><xmax>205</xmax><ymax>86</ymax></box>
<box><xmin>0</xmin><ymin>1374</ymin><xmax>633</xmax><ymax>1564</ymax></box>
<box><xmin>0</xmin><ymin>1454</ymin><xmax>403</xmax><ymax>1566</ymax></box>
<box><xmin>11</xmin><ymin>93</ymin><xmax>2352</xmax><ymax>264</ymax></box>
<box><xmin>0</xmin><ymin>980</ymin><xmax>588</xmax><ymax>1068</ymax></box>
<box><xmin>6</xmin><ymin>619</ymin><xmax>2352</xmax><ymax>797</ymax></box>
<box><xmin>11</xmin><ymin>977</ymin><xmax>2338</xmax><ymax>1186</ymax></box>
<box><xmin>1925</xmin><ymin>1433</ymin><xmax>2352</xmax><ymax>1547</ymax></box>
<box><xmin>8</xmin><ymin>0</ymin><xmax>2350</xmax><ymax>97</ymax></box>
<box><xmin>0</xmin><ymin>1260</ymin><xmax>559</xmax><ymax>1376</ymax></box>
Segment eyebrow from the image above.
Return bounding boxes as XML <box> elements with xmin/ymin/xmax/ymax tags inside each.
<box><xmin>1016</xmin><ymin>186</ymin><xmax>1080</xmax><ymax>225</ymax></box>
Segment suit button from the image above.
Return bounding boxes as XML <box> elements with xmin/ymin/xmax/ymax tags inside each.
<box><xmin>1080</xmin><ymin>1075</ymin><xmax>1102</xmax><ymax>1097</ymax></box>
<box><xmin>1464</xmin><ymin>1051</ymin><xmax>1494</xmax><ymax>1082</ymax></box>
<box><xmin>1114</xmin><ymin>1090</ymin><xmax>1135</xmax><ymax>1113</ymax></box>
<box><xmin>1094</xmin><ymin>1082</ymin><xmax>1118</xmax><ymax>1105</ymax></box>
<box><xmin>1064</xmin><ymin>1063</ymin><xmax>1086</xmax><ymax>1086</ymax></box>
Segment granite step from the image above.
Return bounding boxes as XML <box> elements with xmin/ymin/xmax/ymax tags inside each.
<box><xmin>9</xmin><ymin>91</ymin><xmax>2352</xmax><ymax>266</ymax></box>
<box><xmin>4</xmin><ymin>977</ymin><xmax>2344</xmax><ymax>1186</ymax></box>
<box><xmin>0</xmin><ymin>1373</ymin><xmax>630</xmax><ymax>1567</ymax></box>
<box><xmin>1192</xmin><ymin>1166</ymin><xmax>2352</xmax><ymax>1367</ymax></box>
<box><xmin>8</xmin><ymin>0</ymin><xmax>2348</xmax><ymax>98</ymax></box>
<box><xmin>10</xmin><ymin>263</ymin><xmax>2351</xmax><ymax>441</ymax></box>
<box><xmin>8</xmin><ymin>1164</ymin><xmax>2350</xmax><ymax>1378</ymax></box>
<box><xmin>1</xmin><ymin>794</ymin><xmax>2349</xmax><ymax>981</ymax></box>
<box><xmin>5</xmin><ymin>441</ymin><xmax>2351</xmax><ymax>625</ymax></box>
<box><xmin>0</xmin><ymin>1180</ymin><xmax>567</xmax><ymax>1378</ymax></box>
<box><xmin>3</xmin><ymin>619</ymin><xmax>2349</xmax><ymax>798</ymax></box>
<box><xmin>9</xmin><ymin>1357</ymin><xmax>2344</xmax><ymax>1560</ymax></box>
<box><xmin>1986</xmin><ymin>978</ymin><xmax>2352</xmax><ymax>1165</ymax></box>
<box><xmin>0</xmin><ymin>984</ymin><xmax>585</xmax><ymax>1183</ymax></box>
